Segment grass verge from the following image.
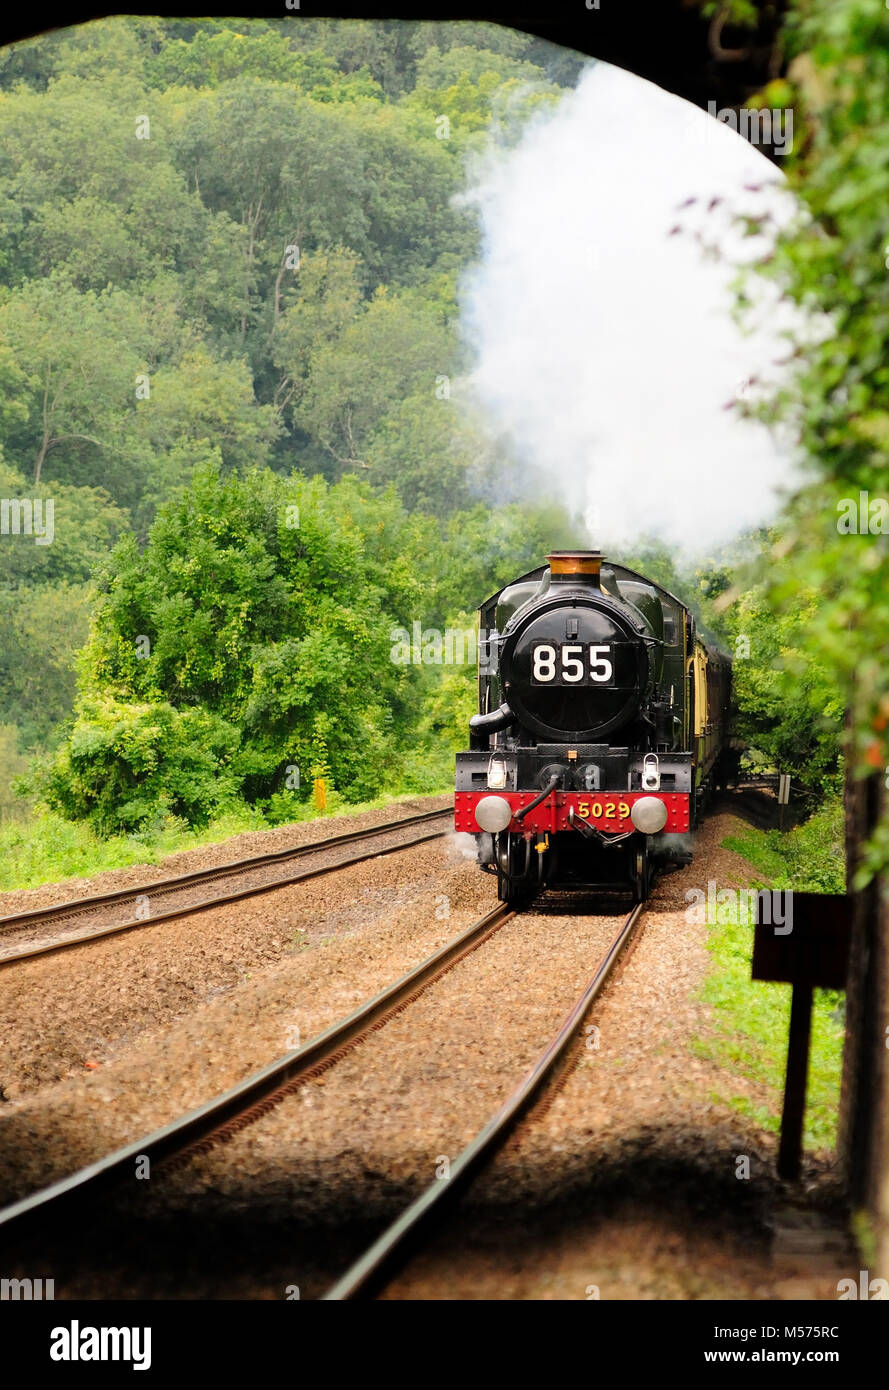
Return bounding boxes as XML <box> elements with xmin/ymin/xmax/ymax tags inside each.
<box><xmin>693</xmin><ymin>798</ymin><xmax>845</xmax><ymax>1153</ymax></box>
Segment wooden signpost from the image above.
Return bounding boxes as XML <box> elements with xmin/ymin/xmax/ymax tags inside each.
<box><xmin>752</xmin><ymin>891</ymin><xmax>852</xmax><ymax>1180</ymax></box>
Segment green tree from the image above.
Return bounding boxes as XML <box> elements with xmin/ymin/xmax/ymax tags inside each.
<box><xmin>169</xmin><ymin>80</ymin><xmax>371</xmax><ymax>346</ymax></box>
<box><xmin>406</xmin><ymin>44</ymin><xmax>561</xmax><ymax>139</ymax></box>
<box><xmin>145</xmin><ymin>29</ymin><xmax>337</xmax><ymax>92</ymax></box>
<box><xmin>31</xmin><ymin>464</ymin><xmax>437</xmax><ymax>830</ymax></box>
<box><xmin>0</xmin><ymin>461</ymin><xmax>128</xmax><ymax>760</ymax></box>
<box><xmin>0</xmin><ymin>583</ymin><xmax>94</xmax><ymax>749</ymax></box>
<box><xmin>0</xmin><ymin>464</ymin><xmax>129</xmax><ymax>587</ymax></box>
<box><xmin>271</xmin><ymin>246</ymin><xmax>364</xmax><ymax>393</ymax></box>
<box><xmin>0</xmin><ymin>276</ymin><xmax>145</xmax><ymax>491</ymax></box>
<box><xmin>287</xmin><ymin>287</ymin><xmax>453</xmax><ymax>477</ymax></box>
<box><xmin>734</xmin><ymin>0</ymin><xmax>889</xmax><ymax>877</ymax></box>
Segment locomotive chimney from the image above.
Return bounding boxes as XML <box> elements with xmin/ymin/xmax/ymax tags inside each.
<box><xmin>546</xmin><ymin>550</ymin><xmax>603</xmax><ymax>588</ymax></box>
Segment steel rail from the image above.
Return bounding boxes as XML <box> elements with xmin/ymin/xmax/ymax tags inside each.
<box><xmin>0</xmin><ymin>811</ymin><xmax>452</xmax><ymax>968</ymax></box>
<box><xmin>322</xmin><ymin>900</ymin><xmax>645</xmax><ymax>1300</ymax></box>
<box><xmin>0</xmin><ymin>806</ymin><xmax>450</xmax><ymax>932</ymax></box>
<box><xmin>0</xmin><ymin>902</ymin><xmax>513</xmax><ymax>1238</ymax></box>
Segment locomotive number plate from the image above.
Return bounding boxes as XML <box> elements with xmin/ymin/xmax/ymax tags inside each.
<box><xmin>530</xmin><ymin>643</ymin><xmax>613</xmax><ymax>685</ymax></box>
<box><xmin>576</xmin><ymin>799</ymin><xmax>631</xmax><ymax>823</ymax></box>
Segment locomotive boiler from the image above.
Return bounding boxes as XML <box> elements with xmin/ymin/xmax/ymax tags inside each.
<box><xmin>454</xmin><ymin>551</ymin><xmax>731</xmax><ymax>901</ymax></box>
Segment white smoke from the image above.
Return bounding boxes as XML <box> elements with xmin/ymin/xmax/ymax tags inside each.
<box><xmin>459</xmin><ymin>61</ymin><xmax>803</xmax><ymax>551</ymax></box>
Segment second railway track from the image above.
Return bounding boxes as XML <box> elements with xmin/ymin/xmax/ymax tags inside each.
<box><xmin>0</xmin><ymin>805</ymin><xmax>451</xmax><ymax>967</ymax></box>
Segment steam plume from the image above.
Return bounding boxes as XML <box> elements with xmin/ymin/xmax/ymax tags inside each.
<box><xmin>459</xmin><ymin>61</ymin><xmax>801</xmax><ymax>551</ymax></box>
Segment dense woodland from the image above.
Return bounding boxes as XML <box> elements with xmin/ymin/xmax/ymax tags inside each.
<box><xmin>0</xmin><ymin>7</ymin><xmax>882</xmax><ymax>881</ymax></box>
<box><xmin>0</xmin><ymin>16</ymin><xmax>585</xmax><ymax>833</ymax></box>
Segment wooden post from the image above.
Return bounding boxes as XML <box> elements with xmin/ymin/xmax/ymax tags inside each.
<box><xmin>777</xmin><ymin>981</ymin><xmax>814</xmax><ymax>1180</ymax></box>
<box><xmin>778</xmin><ymin>772</ymin><xmax>791</xmax><ymax>832</ymax></box>
<box><xmin>753</xmin><ymin>891</ymin><xmax>851</xmax><ymax>1181</ymax></box>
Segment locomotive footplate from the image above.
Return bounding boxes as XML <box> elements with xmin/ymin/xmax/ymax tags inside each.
<box><xmin>454</xmin><ymin>789</ymin><xmax>690</xmax><ymax>835</ymax></box>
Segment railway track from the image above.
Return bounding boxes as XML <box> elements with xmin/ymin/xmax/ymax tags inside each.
<box><xmin>0</xmin><ymin>900</ymin><xmax>515</xmax><ymax>1238</ymax></box>
<box><xmin>0</xmin><ymin>806</ymin><xmax>451</xmax><ymax>968</ymax></box>
<box><xmin>0</xmin><ymin>891</ymin><xmax>647</xmax><ymax>1306</ymax></box>
<box><xmin>322</xmin><ymin>899</ymin><xmax>645</xmax><ymax>1300</ymax></box>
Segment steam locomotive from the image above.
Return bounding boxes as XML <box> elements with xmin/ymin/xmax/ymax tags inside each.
<box><xmin>454</xmin><ymin>551</ymin><xmax>732</xmax><ymax>901</ymax></box>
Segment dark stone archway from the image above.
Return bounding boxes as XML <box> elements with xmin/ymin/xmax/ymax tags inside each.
<box><xmin>5</xmin><ymin>0</ymin><xmax>885</xmax><ymax>1275</ymax></box>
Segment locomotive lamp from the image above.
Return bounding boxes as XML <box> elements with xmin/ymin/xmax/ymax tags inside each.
<box><xmin>641</xmin><ymin>753</ymin><xmax>661</xmax><ymax>792</ymax></box>
<box><xmin>486</xmin><ymin>753</ymin><xmax>508</xmax><ymax>790</ymax></box>
<box><xmin>474</xmin><ymin>795</ymin><xmax>513</xmax><ymax>833</ymax></box>
<box><xmin>630</xmin><ymin>796</ymin><xmax>669</xmax><ymax>834</ymax></box>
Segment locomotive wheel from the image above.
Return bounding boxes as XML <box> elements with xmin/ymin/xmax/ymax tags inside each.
<box><xmin>496</xmin><ymin>832</ymin><xmax>533</xmax><ymax>905</ymax></box>
<box><xmin>632</xmin><ymin>838</ymin><xmax>650</xmax><ymax>902</ymax></box>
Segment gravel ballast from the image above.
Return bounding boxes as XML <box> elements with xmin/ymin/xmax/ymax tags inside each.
<box><xmin>0</xmin><ymin>829</ymin><xmax>496</xmax><ymax>1195</ymax></box>
<box><xmin>2</xmin><ymin>808</ymin><xmax>853</xmax><ymax>1300</ymax></box>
